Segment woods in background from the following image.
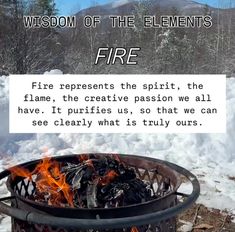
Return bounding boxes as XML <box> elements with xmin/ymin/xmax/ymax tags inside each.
<box><xmin>0</xmin><ymin>0</ymin><xmax>64</xmax><ymax>74</ymax></box>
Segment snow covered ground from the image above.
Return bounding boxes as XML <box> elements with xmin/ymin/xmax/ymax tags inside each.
<box><xmin>0</xmin><ymin>71</ymin><xmax>235</xmax><ymax>230</ymax></box>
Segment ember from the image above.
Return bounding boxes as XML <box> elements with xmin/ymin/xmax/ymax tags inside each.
<box><xmin>10</xmin><ymin>154</ymin><xmax>153</xmax><ymax>209</ymax></box>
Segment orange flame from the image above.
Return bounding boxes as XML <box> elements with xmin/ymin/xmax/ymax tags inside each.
<box><xmin>112</xmin><ymin>154</ymin><xmax>121</xmax><ymax>162</ymax></box>
<box><xmin>10</xmin><ymin>166</ymin><xmax>32</xmax><ymax>181</ymax></box>
<box><xmin>84</xmin><ymin>159</ymin><xmax>94</xmax><ymax>168</ymax></box>
<box><xmin>78</xmin><ymin>154</ymin><xmax>94</xmax><ymax>168</ymax></box>
<box><xmin>99</xmin><ymin>170</ymin><xmax>119</xmax><ymax>186</ymax></box>
<box><xmin>10</xmin><ymin>157</ymin><xmax>74</xmax><ymax>207</ymax></box>
<box><xmin>79</xmin><ymin>154</ymin><xmax>89</xmax><ymax>162</ymax></box>
<box><xmin>131</xmin><ymin>227</ymin><xmax>139</xmax><ymax>232</ymax></box>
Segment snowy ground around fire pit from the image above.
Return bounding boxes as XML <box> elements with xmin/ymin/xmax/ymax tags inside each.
<box><xmin>0</xmin><ymin>71</ymin><xmax>235</xmax><ymax>231</ymax></box>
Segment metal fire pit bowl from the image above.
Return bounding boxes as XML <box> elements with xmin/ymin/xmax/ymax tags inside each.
<box><xmin>0</xmin><ymin>153</ymin><xmax>200</xmax><ymax>232</ymax></box>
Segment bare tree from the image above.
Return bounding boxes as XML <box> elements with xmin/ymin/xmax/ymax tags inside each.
<box><xmin>1</xmin><ymin>0</ymin><xmax>64</xmax><ymax>74</ymax></box>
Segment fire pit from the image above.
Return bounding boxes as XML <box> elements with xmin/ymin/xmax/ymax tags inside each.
<box><xmin>0</xmin><ymin>153</ymin><xmax>200</xmax><ymax>232</ymax></box>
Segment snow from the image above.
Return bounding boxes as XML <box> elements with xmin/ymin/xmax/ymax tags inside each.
<box><xmin>178</xmin><ymin>220</ymin><xmax>193</xmax><ymax>232</ymax></box>
<box><xmin>43</xmin><ymin>69</ymin><xmax>63</xmax><ymax>75</ymax></box>
<box><xmin>111</xmin><ymin>0</ymin><xmax>132</xmax><ymax>9</ymax></box>
<box><xmin>0</xmin><ymin>76</ymin><xmax>9</xmax><ymax>138</ymax></box>
<box><xmin>0</xmin><ymin>72</ymin><xmax>235</xmax><ymax>230</ymax></box>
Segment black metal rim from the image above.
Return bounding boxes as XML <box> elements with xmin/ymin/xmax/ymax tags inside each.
<box><xmin>0</xmin><ymin>153</ymin><xmax>200</xmax><ymax>229</ymax></box>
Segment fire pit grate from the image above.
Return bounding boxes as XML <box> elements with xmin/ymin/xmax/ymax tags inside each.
<box><xmin>0</xmin><ymin>153</ymin><xmax>200</xmax><ymax>232</ymax></box>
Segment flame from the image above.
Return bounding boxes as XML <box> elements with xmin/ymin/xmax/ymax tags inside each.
<box><xmin>131</xmin><ymin>227</ymin><xmax>139</xmax><ymax>232</ymax></box>
<box><xmin>78</xmin><ymin>154</ymin><xmax>94</xmax><ymax>168</ymax></box>
<box><xmin>79</xmin><ymin>154</ymin><xmax>89</xmax><ymax>162</ymax></box>
<box><xmin>99</xmin><ymin>170</ymin><xmax>119</xmax><ymax>186</ymax></box>
<box><xmin>10</xmin><ymin>166</ymin><xmax>32</xmax><ymax>181</ymax></box>
<box><xmin>112</xmin><ymin>154</ymin><xmax>121</xmax><ymax>162</ymax></box>
<box><xmin>10</xmin><ymin>157</ymin><xmax>74</xmax><ymax>207</ymax></box>
<box><xmin>10</xmin><ymin>155</ymin><xmax>122</xmax><ymax>207</ymax></box>
<box><xmin>84</xmin><ymin>159</ymin><xmax>94</xmax><ymax>168</ymax></box>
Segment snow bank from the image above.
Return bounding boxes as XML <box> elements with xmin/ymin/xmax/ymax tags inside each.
<box><xmin>0</xmin><ymin>76</ymin><xmax>9</xmax><ymax>139</ymax></box>
<box><xmin>43</xmin><ymin>69</ymin><xmax>63</xmax><ymax>75</ymax></box>
<box><xmin>0</xmin><ymin>75</ymin><xmax>34</xmax><ymax>156</ymax></box>
<box><xmin>0</xmin><ymin>74</ymin><xmax>235</xmax><ymax>231</ymax></box>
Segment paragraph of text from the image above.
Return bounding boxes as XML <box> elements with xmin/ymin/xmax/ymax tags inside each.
<box><xmin>9</xmin><ymin>74</ymin><xmax>226</xmax><ymax>133</ymax></box>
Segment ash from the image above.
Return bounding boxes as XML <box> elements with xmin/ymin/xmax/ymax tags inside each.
<box><xmin>64</xmin><ymin>155</ymin><xmax>153</xmax><ymax>208</ymax></box>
